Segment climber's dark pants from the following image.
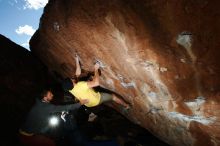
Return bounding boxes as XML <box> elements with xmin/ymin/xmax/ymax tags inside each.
<box><xmin>99</xmin><ymin>92</ymin><xmax>113</xmax><ymax>104</ymax></box>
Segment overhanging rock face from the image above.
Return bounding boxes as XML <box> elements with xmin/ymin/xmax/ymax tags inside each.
<box><xmin>30</xmin><ymin>0</ymin><xmax>220</xmax><ymax>145</ymax></box>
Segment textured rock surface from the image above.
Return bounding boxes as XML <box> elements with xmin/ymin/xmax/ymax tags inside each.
<box><xmin>30</xmin><ymin>0</ymin><xmax>220</xmax><ymax>145</ymax></box>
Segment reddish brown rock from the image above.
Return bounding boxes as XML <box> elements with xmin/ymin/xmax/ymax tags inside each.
<box><xmin>30</xmin><ymin>0</ymin><xmax>220</xmax><ymax>145</ymax></box>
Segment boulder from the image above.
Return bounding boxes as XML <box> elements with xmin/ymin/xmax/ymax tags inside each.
<box><xmin>30</xmin><ymin>1</ymin><xmax>220</xmax><ymax>145</ymax></box>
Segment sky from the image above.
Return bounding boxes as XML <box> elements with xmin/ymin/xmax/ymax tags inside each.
<box><xmin>0</xmin><ymin>0</ymin><xmax>48</xmax><ymax>50</ymax></box>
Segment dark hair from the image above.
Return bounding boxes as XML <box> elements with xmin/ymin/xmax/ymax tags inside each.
<box><xmin>62</xmin><ymin>78</ymin><xmax>73</xmax><ymax>91</ymax></box>
<box><xmin>38</xmin><ymin>87</ymin><xmax>52</xmax><ymax>99</ymax></box>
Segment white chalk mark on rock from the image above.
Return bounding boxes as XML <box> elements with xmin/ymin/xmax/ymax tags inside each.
<box><xmin>53</xmin><ymin>22</ymin><xmax>60</xmax><ymax>31</ymax></box>
<box><xmin>121</xmin><ymin>81</ymin><xmax>136</xmax><ymax>88</ymax></box>
<box><xmin>168</xmin><ymin>112</ymin><xmax>216</xmax><ymax>125</ymax></box>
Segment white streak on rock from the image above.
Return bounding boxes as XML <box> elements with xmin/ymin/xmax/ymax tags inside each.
<box><xmin>185</xmin><ymin>96</ymin><xmax>206</xmax><ymax>115</ymax></box>
<box><xmin>176</xmin><ymin>32</ymin><xmax>196</xmax><ymax>62</ymax></box>
<box><xmin>176</xmin><ymin>32</ymin><xmax>192</xmax><ymax>50</ymax></box>
<box><xmin>105</xmin><ymin>15</ymin><xmax>128</xmax><ymax>54</ymax></box>
<box><xmin>168</xmin><ymin>112</ymin><xmax>216</xmax><ymax>125</ymax></box>
<box><xmin>121</xmin><ymin>81</ymin><xmax>136</xmax><ymax>88</ymax></box>
<box><xmin>160</xmin><ymin>67</ymin><xmax>168</xmax><ymax>72</ymax></box>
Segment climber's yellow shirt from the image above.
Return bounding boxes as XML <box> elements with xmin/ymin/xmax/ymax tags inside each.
<box><xmin>69</xmin><ymin>81</ymin><xmax>101</xmax><ymax>107</ymax></box>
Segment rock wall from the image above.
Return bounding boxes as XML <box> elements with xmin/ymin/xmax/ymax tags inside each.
<box><xmin>30</xmin><ymin>0</ymin><xmax>220</xmax><ymax>145</ymax></box>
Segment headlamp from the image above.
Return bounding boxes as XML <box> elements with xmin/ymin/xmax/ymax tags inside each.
<box><xmin>49</xmin><ymin>116</ymin><xmax>59</xmax><ymax>126</ymax></box>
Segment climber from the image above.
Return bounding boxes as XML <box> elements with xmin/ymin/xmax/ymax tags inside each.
<box><xmin>62</xmin><ymin>54</ymin><xmax>130</xmax><ymax>108</ymax></box>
